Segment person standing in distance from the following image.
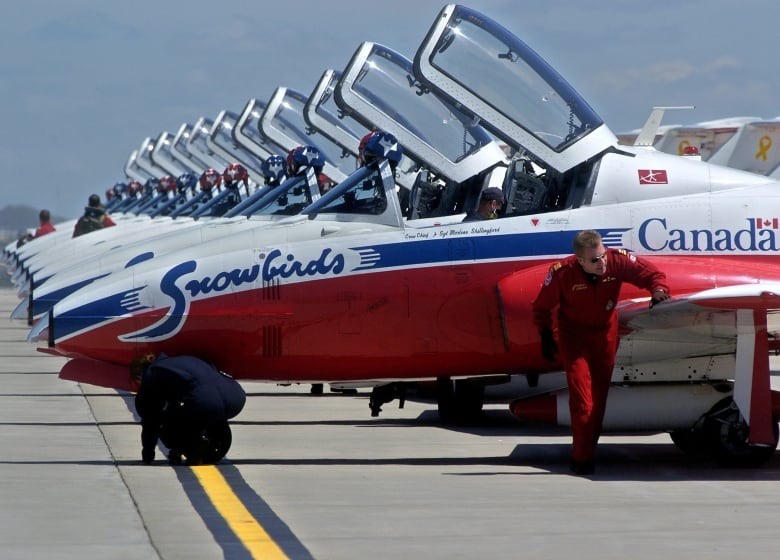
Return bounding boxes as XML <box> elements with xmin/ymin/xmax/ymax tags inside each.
<box><xmin>72</xmin><ymin>194</ymin><xmax>116</xmax><ymax>237</ymax></box>
<box><xmin>17</xmin><ymin>209</ymin><xmax>56</xmax><ymax>246</ymax></box>
<box><xmin>531</xmin><ymin>230</ymin><xmax>670</xmax><ymax>475</ymax></box>
<box><xmin>34</xmin><ymin>209</ymin><xmax>56</xmax><ymax>238</ymax></box>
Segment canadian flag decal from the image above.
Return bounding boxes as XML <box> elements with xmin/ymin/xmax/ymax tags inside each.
<box><xmin>638</xmin><ymin>169</ymin><xmax>668</xmax><ymax>184</ymax></box>
<box><xmin>755</xmin><ymin>218</ymin><xmax>779</xmax><ymax>229</ymax></box>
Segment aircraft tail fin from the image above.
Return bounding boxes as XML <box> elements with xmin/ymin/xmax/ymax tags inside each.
<box><xmin>725</xmin><ymin>122</ymin><xmax>780</xmax><ymax>176</ymax></box>
<box><xmin>633</xmin><ymin>106</ymin><xmax>695</xmax><ymax>147</ymax></box>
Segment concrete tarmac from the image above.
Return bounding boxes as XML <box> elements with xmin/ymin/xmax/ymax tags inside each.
<box><xmin>2</xmin><ymin>287</ymin><xmax>780</xmax><ymax>560</ymax></box>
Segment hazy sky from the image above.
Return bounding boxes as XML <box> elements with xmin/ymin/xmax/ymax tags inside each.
<box><xmin>1</xmin><ymin>0</ymin><xmax>778</xmax><ymax>219</ymax></box>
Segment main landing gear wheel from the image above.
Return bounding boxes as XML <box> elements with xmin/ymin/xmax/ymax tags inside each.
<box><xmin>669</xmin><ymin>429</ymin><xmax>708</xmax><ymax>456</ymax></box>
<box><xmin>670</xmin><ymin>397</ymin><xmax>779</xmax><ymax>467</ymax></box>
<box><xmin>703</xmin><ymin>398</ymin><xmax>778</xmax><ymax>468</ymax></box>
<box><xmin>436</xmin><ymin>377</ymin><xmax>485</xmax><ymax>425</ymax></box>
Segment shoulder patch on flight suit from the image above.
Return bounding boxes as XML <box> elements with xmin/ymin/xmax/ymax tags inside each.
<box><xmin>616</xmin><ymin>248</ymin><xmax>637</xmax><ymax>262</ymax></box>
<box><xmin>543</xmin><ymin>261</ymin><xmax>563</xmax><ymax>286</ymax></box>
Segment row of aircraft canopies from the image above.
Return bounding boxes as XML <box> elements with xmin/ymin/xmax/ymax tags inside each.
<box><xmin>618</xmin><ymin>109</ymin><xmax>780</xmax><ymax>178</ymax></box>
<box><xmin>7</xmin><ymin>11</ymin><xmax>780</xmax><ymax>329</ymax></box>
<box><xmin>2</xmin><ymin>17</ymin><xmax>517</xmax><ymax>327</ymax></box>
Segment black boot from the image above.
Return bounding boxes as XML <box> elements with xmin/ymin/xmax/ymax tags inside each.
<box><xmin>569</xmin><ymin>460</ymin><xmax>595</xmax><ymax>475</ymax></box>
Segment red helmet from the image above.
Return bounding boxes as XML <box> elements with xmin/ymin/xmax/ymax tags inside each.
<box><xmin>199</xmin><ymin>168</ymin><xmax>222</xmax><ymax>191</ymax></box>
<box><xmin>286</xmin><ymin>146</ymin><xmax>303</xmax><ymax>176</ymax></box>
<box><xmin>318</xmin><ymin>173</ymin><xmax>336</xmax><ymax>193</ymax></box>
<box><xmin>128</xmin><ymin>180</ymin><xmax>144</xmax><ymax>194</ymax></box>
<box><xmin>158</xmin><ymin>175</ymin><xmax>179</xmax><ymax>193</ymax></box>
<box><xmin>358</xmin><ymin>131</ymin><xmax>377</xmax><ymax>165</ymax></box>
<box><xmin>222</xmin><ymin>163</ymin><xmax>248</xmax><ymax>185</ymax></box>
<box><xmin>105</xmin><ymin>187</ymin><xmax>115</xmax><ymax>200</ymax></box>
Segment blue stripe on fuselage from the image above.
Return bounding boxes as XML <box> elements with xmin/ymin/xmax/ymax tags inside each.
<box><xmin>32</xmin><ymin>273</ymin><xmax>112</xmax><ymax>317</ymax></box>
<box><xmin>349</xmin><ymin>229</ymin><xmax>623</xmax><ymax>270</ymax></box>
<box><xmin>52</xmin><ymin>228</ymin><xmax>630</xmax><ymax>341</ymax></box>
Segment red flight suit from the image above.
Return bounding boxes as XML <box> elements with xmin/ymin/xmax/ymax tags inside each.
<box><xmin>532</xmin><ymin>249</ymin><xmax>669</xmax><ymax>465</ymax></box>
<box><xmin>34</xmin><ymin>222</ymin><xmax>56</xmax><ymax>238</ymax></box>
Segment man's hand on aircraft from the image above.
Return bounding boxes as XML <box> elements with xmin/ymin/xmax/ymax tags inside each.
<box><xmin>650</xmin><ymin>289</ymin><xmax>670</xmax><ymax>308</ymax></box>
<box><xmin>540</xmin><ymin>328</ymin><xmax>558</xmax><ymax>361</ymax></box>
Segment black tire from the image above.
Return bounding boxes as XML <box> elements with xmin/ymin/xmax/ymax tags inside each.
<box><xmin>704</xmin><ymin>398</ymin><xmax>778</xmax><ymax>468</ymax></box>
<box><xmin>669</xmin><ymin>429</ymin><xmax>708</xmax><ymax>456</ymax></box>
<box><xmin>436</xmin><ymin>377</ymin><xmax>485</xmax><ymax>425</ymax></box>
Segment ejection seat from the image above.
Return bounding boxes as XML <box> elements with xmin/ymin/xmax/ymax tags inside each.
<box><xmin>502</xmin><ymin>158</ymin><xmax>547</xmax><ymax>216</ymax></box>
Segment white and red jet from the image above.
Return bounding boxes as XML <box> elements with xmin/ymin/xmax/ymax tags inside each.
<box><xmin>26</xmin><ymin>4</ymin><xmax>780</xmax><ymax>467</ymax></box>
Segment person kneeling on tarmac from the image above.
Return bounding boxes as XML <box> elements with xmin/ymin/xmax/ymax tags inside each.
<box><xmin>132</xmin><ymin>354</ymin><xmax>246</xmax><ymax>465</ymax></box>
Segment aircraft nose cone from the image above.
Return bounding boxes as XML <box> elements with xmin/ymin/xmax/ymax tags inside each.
<box><xmin>28</xmin><ymin>312</ymin><xmax>50</xmax><ymax>344</ymax></box>
<box><xmin>11</xmin><ymin>297</ymin><xmax>29</xmax><ymax>321</ymax></box>
<box><xmin>17</xmin><ymin>281</ymin><xmax>30</xmax><ymax>299</ymax></box>
<box><xmin>11</xmin><ymin>264</ymin><xmax>27</xmax><ymax>284</ymax></box>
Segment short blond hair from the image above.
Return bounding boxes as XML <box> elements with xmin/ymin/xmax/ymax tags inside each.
<box><xmin>572</xmin><ymin>230</ymin><xmax>602</xmax><ymax>255</ymax></box>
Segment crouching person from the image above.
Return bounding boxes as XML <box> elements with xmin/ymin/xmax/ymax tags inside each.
<box><xmin>133</xmin><ymin>354</ymin><xmax>246</xmax><ymax>465</ymax></box>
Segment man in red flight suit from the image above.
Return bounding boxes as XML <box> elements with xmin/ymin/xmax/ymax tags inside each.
<box><xmin>532</xmin><ymin>230</ymin><xmax>670</xmax><ymax>475</ymax></box>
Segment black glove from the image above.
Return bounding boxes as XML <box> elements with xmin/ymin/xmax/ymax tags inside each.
<box><xmin>540</xmin><ymin>328</ymin><xmax>558</xmax><ymax>362</ymax></box>
<box><xmin>142</xmin><ymin>447</ymin><xmax>155</xmax><ymax>464</ymax></box>
<box><xmin>650</xmin><ymin>289</ymin><xmax>670</xmax><ymax>308</ymax></box>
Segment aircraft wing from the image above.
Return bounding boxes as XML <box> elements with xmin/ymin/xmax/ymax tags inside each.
<box><xmin>616</xmin><ymin>284</ymin><xmax>780</xmax><ymax>445</ymax></box>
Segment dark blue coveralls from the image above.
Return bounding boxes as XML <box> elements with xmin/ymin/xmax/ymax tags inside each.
<box><xmin>135</xmin><ymin>355</ymin><xmax>246</xmax><ymax>465</ymax></box>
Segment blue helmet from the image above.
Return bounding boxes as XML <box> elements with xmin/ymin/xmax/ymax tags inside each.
<box><xmin>177</xmin><ymin>172</ymin><xmax>199</xmax><ymax>192</ymax></box>
<box><xmin>144</xmin><ymin>177</ymin><xmax>160</xmax><ymax>194</ymax></box>
<box><xmin>261</xmin><ymin>155</ymin><xmax>287</xmax><ymax>184</ymax></box>
<box><xmin>288</xmin><ymin>145</ymin><xmax>325</xmax><ymax>175</ymax></box>
<box><xmin>112</xmin><ymin>182</ymin><xmax>128</xmax><ymax>198</ymax></box>
<box><xmin>363</xmin><ymin>131</ymin><xmax>402</xmax><ymax>165</ymax></box>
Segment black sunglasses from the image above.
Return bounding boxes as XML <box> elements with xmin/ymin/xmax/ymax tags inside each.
<box><xmin>589</xmin><ymin>252</ymin><xmax>607</xmax><ymax>264</ymax></box>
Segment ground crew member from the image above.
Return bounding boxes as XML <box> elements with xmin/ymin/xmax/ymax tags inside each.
<box><xmin>532</xmin><ymin>230</ymin><xmax>670</xmax><ymax>475</ymax></box>
<box><xmin>133</xmin><ymin>354</ymin><xmax>246</xmax><ymax>465</ymax></box>
<box><xmin>72</xmin><ymin>194</ymin><xmax>116</xmax><ymax>237</ymax></box>
<box><xmin>34</xmin><ymin>209</ymin><xmax>56</xmax><ymax>237</ymax></box>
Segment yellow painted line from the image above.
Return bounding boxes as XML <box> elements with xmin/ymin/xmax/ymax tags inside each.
<box><xmin>191</xmin><ymin>465</ymin><xmax>289</xmax><ymax>559</ymax></box>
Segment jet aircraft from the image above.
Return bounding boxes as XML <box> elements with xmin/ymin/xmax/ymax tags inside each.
<box><xmin>12</xmin><ymin>4</ymin><xmax>780</xmax><ymax>468</ymax></box>
<box><xmin>620</xmin><ymin>111</ymin><xmax>780</xmax><ymax>179</ymax></box>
